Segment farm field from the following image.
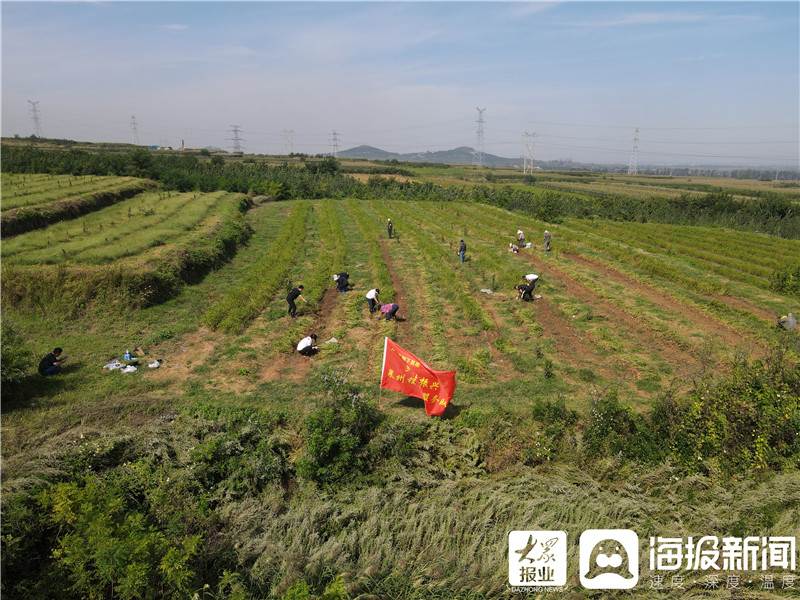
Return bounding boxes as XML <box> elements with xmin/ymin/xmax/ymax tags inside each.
<box><xmin>1</xmin><ymin>173</ymin><xmax>140</xmax><ymax>211</ymax></box>
<box><xmin>2</xmin><ymin>165</ymin><xmax>799</xmax><ymax>600</ymax></box>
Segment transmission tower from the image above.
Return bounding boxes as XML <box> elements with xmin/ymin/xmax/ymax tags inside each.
<box><xmin>523</xmin><ymin>131</ymin><xmax>536</xmax><ymax>174</ymax></box>
<box><xmin>228</xmin><ymin>125</ymin><xmax>244</xmax><ymax>152</ymax></box>
<box><xmin>472</xmin><ymin>107</ymin><xmax>486</xmax><ymax>167</ymax></box>
<box><xmin>130</xmin><ymin>115</ymin><xmax>139</xmax><ymax>145</ymax></box>
<box><xmin>330</xmin><ymin>130</ymin><xmax>340</xmax><ymax>158</ymax></box>
<box><xmin>628</xmin><ymin>127</ymin><xmax>640</xmax><ymax>175</ymax></box>
<box><xmin>282</xmin><ymin>129</ymin><xmax>294</xmax><ymax>155</ymax></box>
<box><xmin>28</xmin><ymin>100</ymin><xmax>42</xmax><ymax>137</ymax></box>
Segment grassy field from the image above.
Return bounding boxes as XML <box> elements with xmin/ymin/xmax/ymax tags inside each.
<box><xmin>2</xmin><ymin>165</ymin><xmax>799</xmax><ymax>600</ymax></box>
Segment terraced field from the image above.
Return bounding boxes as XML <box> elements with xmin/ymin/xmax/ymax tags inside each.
<box><xmin>3</xmin><ymin>173</ymin><xmax>798</xmax><ymax>600</ymax></box>
<box><xmin>1</xmin><ymin>173</ymin><xmax>139</xmax><ymax>211</ymax></box>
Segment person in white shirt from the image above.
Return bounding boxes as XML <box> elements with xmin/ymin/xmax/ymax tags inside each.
<box><xmin>366</xmin><ymin>288</ymin><xmax>380</xmax><ymax>313</ymax></box>
<box><xmin>297</xmin><ymin>334</ymin><xmax>318</xmax><ymax>356</ymax></box>
<box><xmin>516</xmin><ymin>274</ymin><xmax>539</xmax><ymax>300</ymax></box>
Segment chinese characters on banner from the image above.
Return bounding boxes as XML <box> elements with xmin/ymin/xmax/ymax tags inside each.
<box><xmin>380</xmin><ymin>338</ymin><xmax>456</xmax><ymax>416</ymax></box>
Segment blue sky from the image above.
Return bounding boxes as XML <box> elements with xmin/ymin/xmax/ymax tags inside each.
<box><xmin>2</xmin><ymin>1</ymin><xmax>798</xmax><ymax>167</ymax></box>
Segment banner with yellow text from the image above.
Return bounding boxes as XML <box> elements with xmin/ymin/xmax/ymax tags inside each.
<box><xmin>380</xmin><ymin>338</ymin><xmax>456</xmax><ymax>416</ymax></box>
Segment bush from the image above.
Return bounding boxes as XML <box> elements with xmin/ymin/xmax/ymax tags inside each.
<box><xmin>770</xmin><ymin>263</ymin><xmax>800</xmax><ymax>298</ymax></box>
<box><xmin>297</xmin><ymin>370</ymin><xmax>380</xmax><ymax>485</ymax></box>
<box><xmin>1</xmin><ymin>319</ymin><xmax>33</xmax><ymax>384</ymax></box>
<box><xmin>38</xmin><ymin>478</ymin><xmax>201</xmax><ymax>600</ymax></box>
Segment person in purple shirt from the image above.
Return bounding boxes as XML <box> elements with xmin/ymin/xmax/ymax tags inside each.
<box><xmin>376</xmin><ymin>302</ymin><xmax>400</xmax><ymax>321</ymax></box>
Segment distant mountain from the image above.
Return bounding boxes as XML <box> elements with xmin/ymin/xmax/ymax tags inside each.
<box><xmin>339</xmin><ymin>145</ymin><xmax>520</xmax><ymax>168</ymax></box>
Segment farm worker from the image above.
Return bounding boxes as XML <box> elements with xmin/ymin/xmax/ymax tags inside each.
<box><xmin>458</xmin><ymin>239</ymin><xmax>467</xmax><ymax>263</ymax></box>
<box><xmin>387</xmin><ymin>218</ymin><xmax>393</xmax><ymax>239</ymax></box>
<box><xmin>544</xmin><ymin>230</ymin><xmax>551</xmax><ymax>252</ymax></box>
<box><xmin>509</xmin><ymin>243</ymin><xmax>520</xmax><ymax>253</ymax></box>
<box><xmin>38</xmin><ymin>347</ymin><xmax>67</xmax><ymax>376</ymax></box>
<box><xmin>366</xmin><ymin>288</ymin><xmax>380</xmax><ymax>313</ymax></box>
<box><xmin>779</xmin><ymin>313</ymin><xmax>797</xmax><ymax>331</ymax></box>
<box><xmin>517</xmin><ymin>230</ymin><xmax>525</xmax><ymax>246</ymax></box>
<box><xmin>333</xmin><ymin>272</ymin><xmax>349</xmax><ymax>282</ymax></box>
<box><xmin>517</xmin><ymin>274</ymin><xmax>539</xmax><ymax>301</ymax></box>
<box><xmin>336</xmin><ymin>273</ymin><xmax>350</xmax><ymax>294</ymax></box>
<box><xmin>377</xmin><ymin>302</ymin><xmax>400</xmax><ymax>321</ymax></box>
<box><xmin>297</xmin><ymin>334</ymin><xmax>318</xmax><ymax>357</ymax></box>
<box><xmin>286</xmin><ymin>285</ymin><xmax>309</xmax><ymax>319</ymax></box>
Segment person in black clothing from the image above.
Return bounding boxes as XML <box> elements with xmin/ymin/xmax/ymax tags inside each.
<box><xmin>520</xmin><ymin>280</ymin><xmax>537</xmax><ymax>301</ymax></box>
<box><xmin>458</xmin><ymin>239</ymin><xmax>466</xmax><ymax>263</ymax></box>
<box><xmin>387</xmin><ymin>218</ymin><xmax>393</xmax><ymax>239</ymax></box>
<box><xmin>336</xmin><ymin>273</ymin><xmax>349</xmax><ymax>294</ymax></box>
<box><xmin>39</xmin><ymin>347</ymin><xmax>66</xmax><ymax>376</ymax></box>
<box><xmin>286</xmin><ymin>285</ymin><xmax>309</xmax><ymax>318</ymax></box>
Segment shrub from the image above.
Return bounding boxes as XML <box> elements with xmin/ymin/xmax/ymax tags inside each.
<box><xmin>38</xmin><ymin>479</ymin><xmax>201</xmax><ymax>600</ymax></box>
<box><xmin>1</xmin><ymin>319</ymin><xmax>33</xmax><ymax>384</ymax></box>
<box><xmin>770</xmin><ymin>263</ymin><xmax>800</xmax><ymax>298</ymax></box>
<box><xmin>297</xmin><ymin>370</ymin><xmax>380</xmax><ymax>485</ymax></box>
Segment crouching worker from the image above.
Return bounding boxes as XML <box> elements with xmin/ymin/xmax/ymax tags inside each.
<box><xmin>336</xmin><ymin>273</ymin><xmax>350</xmax><ymax>294</ymax></box>
<box><xmin>366</xmin><ymin>288</ymin><xmax>380</xmax><ymax>312</ymax></box>
<box><xmin>377</xmin><ymin>302</ymin><xmax>400</xmax><ymax>321</ymax></box>
<box><xmin>297</xmin><ymin>334</ymin><xmax>318</xmax><ymax>356</ymax></box>
<box><xmin>779</xmin><ymin>312</ymin><xmax>797</xmax><ymax>331</ymax></box>
<box><xmin>516</xmin><ymin>274</ymin><xmax>539</xmax><ymax>301</ymax></box>
<box><xmin>39</xmin><ymin>347</ymin><xmax>67</xmax><ymax>376</ymax></box>
<box><xmin>509</xmin><ymin>243</ymin><xmax>520</xmax><ymax>253</ymax></box>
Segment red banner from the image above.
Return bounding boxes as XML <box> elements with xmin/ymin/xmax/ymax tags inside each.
<box><xmin>380</xmin><ymin>338</ymin><xmax>456</xmax><ymax>416</ymax></box>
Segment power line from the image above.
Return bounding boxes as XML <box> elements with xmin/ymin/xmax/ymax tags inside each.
<box><xmin>130</xmin><ymin>115</ymin><xmax>139</xmax><ymax>145</ymax></box>
<box><xmin>473</xmin><ymin>107</ymin><xmax>486</xmax><ymax>167</ymax></box>
<box><xmin>330</xmin><ymin>130</ymin><xmax>340</xmax><ymax>158</ymax></box>
<box><xmin>282</xmin><ymin>129</ymin><xmax>294</xmax><ymax>154</ymax></box>
<box><xmin>628</xmin><ymin>127</ymin><xmax>640</xmax><ymax>175</ymax></box>
<box><xmin>523</xmin><ymin>132</ymin><xmax>535</xmax><ymax>174</ymax></box>
<box><xmin>27</xmin><ymin>100</ymin><xmax>42</xmax><ymax>137</ymax></box>
<box><xmin>228</xmin><ymin>125</ymin><xmax>244</xmax><ymax>152</ymax></box>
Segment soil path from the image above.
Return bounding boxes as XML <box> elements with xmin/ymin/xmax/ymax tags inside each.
<box><xmin>531</xmin><ymin>295</ymin><xmax>636</xmax><ymax>381</ymax></box>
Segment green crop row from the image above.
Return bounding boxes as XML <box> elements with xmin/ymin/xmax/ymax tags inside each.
<box><xmin>1</xmin><ymin>174</ymin><xmax>138</xmax><ymax>210</ymax></box>
<box><xmin>4</xmin><ymin>190</ymin><xmax>234</xmax><ymax>265</ymax></box>
<box><xmin>553</xmin><ymin>223</ymin><xmax>730</xmax><ymax>296</ymax></box>
<box><xmin>203</xmin><ymin>201</ymin><xmax>311</xmax><ymax>333</ymax></box>
<box><xmin>1</xmin><ymin>179</ymin><xmax>156</xmax><ymax>238</ymax></box>
<box><xmin>270</xmin><ymin>200</ymin><xmax>349</xmax><ymax>354</ymax></box>
<box><xmin>383</xmin><ymin>201</ymin><xmax>494</xmax><ymax>332</ymax></box>
<box><xmin>344</xmin><ymin>198</ymin><xmax>395</xmax><ymax>302</ymax></box>
<box><xmin>567</xmin><ymin>219</ymin><xmax>775</xmax><ymax>285</ymax></box>
<box><xmin>567</xmin><ymin>222</ymin><xmax>769</xmax><ymax>293</ymax></box>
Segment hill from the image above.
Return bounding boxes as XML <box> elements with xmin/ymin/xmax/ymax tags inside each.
<box><xmin>339</xmin><ymin>144</ymin><xmax>521</xmax><ymax>167</ymax></box>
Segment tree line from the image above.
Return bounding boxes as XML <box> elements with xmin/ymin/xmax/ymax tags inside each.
<box><xmin>3</xmin><ymin>144</ymin><xmax>798</xmax><ymax>239</ymax></box>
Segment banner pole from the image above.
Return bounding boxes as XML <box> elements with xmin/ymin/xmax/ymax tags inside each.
<box><xmin>379</xmin><ymin>337</ymin><xmax>388</xmax><ymax>405</ymax></box>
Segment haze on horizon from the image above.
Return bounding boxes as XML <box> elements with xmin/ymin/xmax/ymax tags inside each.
<box><xmin>2</xmin><ymin>1</ymin><xmax>798</xmax><ymax>168</ymax></box>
